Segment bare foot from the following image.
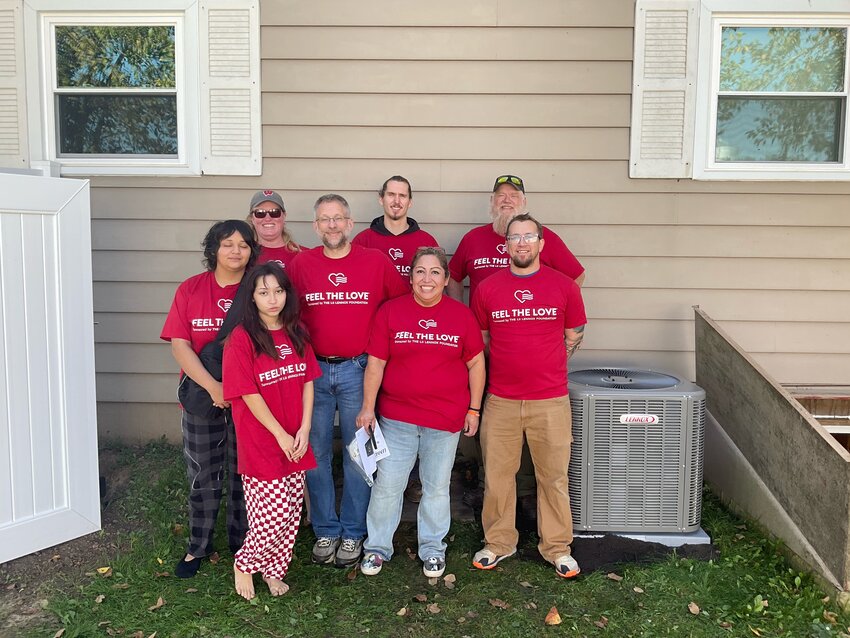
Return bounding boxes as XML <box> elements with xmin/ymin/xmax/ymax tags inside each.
<box><xmin>234</xmin><ymin>563</ymin><xmax>255</xmax><ymax>600</ymax></box>
<box><xmin>263</xmin><ymin>577</ymin><xmax>289</xmax><ymax>597</ymax></box>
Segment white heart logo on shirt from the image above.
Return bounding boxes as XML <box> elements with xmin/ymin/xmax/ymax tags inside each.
<box><xmin>217</xmin><ymin>298</ymin><xmax>232</xmax><ymax>312</ymax></box>
<box><xmin>514</xmin><ymin>290</ymin><xmax>533</xmax><ymax>304</ymax></box>
<box><xmin>388</xmin><ymin>248</ymin><xmax>404</xmax><ymax>261</ymax></box>
<box><xmin>276</xmin><ymin>344</ymin><xmax>292</xmax><ymax>359</ymax></box>
<box><xmin>496</xmin><ymin>243</ymin><xmax>508</xmax><ymax>255</ymax></box>
<box><xmin>418</xmin><ymin>319</ymin><xmax>437</xmax><ymax>330</ymax></box>
<box><xmin>328</xmin><ymin>273</ymin><xmax>348</xmax><ymax>287</ymax></box>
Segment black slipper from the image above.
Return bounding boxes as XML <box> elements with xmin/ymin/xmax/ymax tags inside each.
<box><xmin>175</xmin><ymin>555</ymin><xmax>203</xmax><ymax>578</ymax></box>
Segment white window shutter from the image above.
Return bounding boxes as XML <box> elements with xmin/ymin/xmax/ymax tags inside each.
<box><xmin>630</xmin><ymin>1</ymin><xmax>698</xmax><ymax>179</ymax></box>
<box><xmin>0</xmin><ymin>0</ymin><xmax>27</xmax><ymax>169</ymax></box>
<box><xmin>199</xmin><ymin>0</ymin><xmax>261</xmax><ymax>175</ymax></box>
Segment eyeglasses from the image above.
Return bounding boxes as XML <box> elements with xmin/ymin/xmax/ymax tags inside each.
<box><xmin>506</xmin><ymin>233</ymin><xmax>541</xmax><ymax>244</ymax></box>
<box><xmin>252</xmin><ymin>208</ymin><xmax>283</xmax><ymax>218</ymax></box>
<box><xmin>316</xmin><ymin>216</ymin><xmax>350</xmax><ymax>226</ymax></box>
<box><xmin>493</xmin><ymin>175</ymin><xmax>525</xmax><ymax>192</ymax></box>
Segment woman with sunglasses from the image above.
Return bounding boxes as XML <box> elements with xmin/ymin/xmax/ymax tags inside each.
<box><xmin>248</xmin><ymin>190</ymin><xmax>302</xmax><ymax>268</ymax></box>
<box><xmin>355</xmin><ymin>247</ymin><xmax>486</xmax><ymax>579</ymax></box>
<box><xmin>160</xmin><ymin>220</ymin><xmax>259</xmax><ymax>578</ymax></box>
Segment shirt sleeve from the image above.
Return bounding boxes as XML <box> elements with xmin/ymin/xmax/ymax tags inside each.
<box><xmin>421</xmin><ymin>230</ymin><xmax>440</xmax><ymax>248</ymax></box>
<box><xmin>563</xmin><ymin>278</ymin><xmax>588</xmax><ymax>330</ymax></box>
<box><xmin>470</xmin><ymin>283</ymin><xmax>489</xmax><ymax>331</ymax></box>
<box><xmin>159</xmin><ymin>280</ymin><xmax>192</xmax><ymax>342</ymax></box>
<box><xmin>461</xmin><ymin>306</ymin><xmax>485</xmax><ymax>362</ymax></box>
<box><xmin>365</xmin><ymin>303</ymin><xmax>391</xmax><ymax>361</ymax></box>
<box><xmin>448</xmin><ymin>234</ymin><xmax>468</xmax><ymax>282</ymax></box>
<box><xmin>541</xmin><ymin>227</ymin><xmax>585</xmax><ymax>281</ymax></box>
<box><xmin>222</xmin><ymin>328</ymin><xmax>260</xmax><ymax>400</ymax></box>
<box><xmin>384</xmin><ymin>256</ymin><xmax>410</xmax><ymax>299</ymax></box>
<box><xmin>351</xmin><ymin>229</ymin><xmax>369</xmax><ymax>248</ymax></box>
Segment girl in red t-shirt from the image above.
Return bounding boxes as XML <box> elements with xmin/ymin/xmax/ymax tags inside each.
<box><xmin>222</xmin><ymin>262</ymin><xmax>320</xmax><ymax>600</ymax></box>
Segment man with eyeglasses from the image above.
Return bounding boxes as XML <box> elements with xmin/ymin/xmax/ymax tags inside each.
<box><xmin>448</xmin><ymin>175</ymin><xmax>586</xmax><ymax>519</ymax></box>
<box><xmin>470</xmin><ymin>213</ymin><xmax>586</xmax><ymax>580</ymax></box>
<box><xmin>288</xmin><ymin>194</ymin><xmax>408</xmax><ymax>568</ymax></box>
<box><xmin>353</xmin><ymin>176</ymin><xmax>439</xmax><ymax>280</ymax></box>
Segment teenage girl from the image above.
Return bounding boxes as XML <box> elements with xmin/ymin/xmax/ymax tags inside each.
<box><xmin>221</xmin><ymin>262</ymin><xmax>320</xmax><ymax>599</ymax></box>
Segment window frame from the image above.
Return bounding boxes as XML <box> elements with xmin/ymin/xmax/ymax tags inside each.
<box><xmin>693</xmin><ymin>2</ymin><xmax>850</xmax><ymax>180</ymax></box>
<box><xmin>24</xmin><ymin>0</ymin><xmax>202</xmax><ymax>176</ymax></box>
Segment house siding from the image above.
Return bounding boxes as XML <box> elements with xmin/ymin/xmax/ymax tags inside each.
<box><xmin>73</xmin><ymin>0</ymin><xmax>850</xmax><ymax>440</ymax></box>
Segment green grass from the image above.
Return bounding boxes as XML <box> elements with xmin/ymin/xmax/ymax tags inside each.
<box><xmin>33</xmin><ymin>442</ymin><xmax>850</xmax><ymax>637</ymax></box>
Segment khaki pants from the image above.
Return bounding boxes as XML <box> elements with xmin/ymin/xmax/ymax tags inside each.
<box><xmin>480</xmin><ymin>394</ymin><xmax>574</xmax><ymax>563</ymax></box>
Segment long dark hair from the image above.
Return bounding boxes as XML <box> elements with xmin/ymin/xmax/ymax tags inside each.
<box><xmin>219</xmin><ymin>263</ymin><xmax>309</xmax><ymax>358</ymax></box>
<box><xmin>202</xmin><ymin>219</ymin><xmax>260</xmax><ymax>271</ymax></box>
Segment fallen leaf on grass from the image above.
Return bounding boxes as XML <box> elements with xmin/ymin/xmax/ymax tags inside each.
<box><xmin>489</xmin><ymin>598</ymin><xmax>510</xmax><ymax>610</ymax></box>
<box><xmin>405</xmin><ymin>547</ymin><xmax>416</xmax><ymax>561</ymax></box>
<box><xmin>736</xmin><ymin>524</ymin><xmax>747</xmax><ymax>530</ymax></box>
<box><xmin>824</xmin><ymin>610</ymin><xmax>839</xmax><ymax>624</ymax></box>
<box><xmin>457</xmin><ymin>617</ymin><xmax>465</xmax><ymax>624</ymax></box>
<box><xmin>156</xmin><ymin>557</ymin><xmax>163</xmax><ymax>565</ymax></box>
<box><xmin>98</xmin><ymin>622</ymin><xmax>111</xmax><ymax>627</ymax></box>
<box><xmin>719</xmin><ymin>621</ymin><xmax>732</xmax><ymax>629</ymax></box>
<box><xmin>748</xmin><ymin>626</ymin><xmax>762</xmax><ymax>636</ymax></box>
<box><xmin>734</xmin><ymin>534</ymin><xmax>745</xmax><ymax>541</ymax></box>
<box><xmin>519</xmin><ymin>581</ymin><xmax>533</xmax><ymax>589</ymax></box>
<box><xmin>444</xmin><ymin>573</ymin><xmax>456</xmax><ymax>584</ymax></box>
<box><xmin>607</xmin><ymin>572</ymin><xmax>623</xmax><ymax>582</ymax></box>
<box><xmin>184</xmin><ymin>588</ymin><xmax>198</xmax><ymax>594</ymax></box>
<box><xmin>53</xmin><ymin>630</ymin><xmax>65</xmax><ymax>638</ymax></box>
<box><xmin>172</xmin><ymin>524</ymin><xmax>184</xmax><ymax>536</ymax></box>
<box><xmin>147</xmin><ymin>633</ymin><xmax>157</xmax><ymax>638</ymax></box>
<box><xmin>524</xmin><ymin>602</ymin><xmax>537</xmax><ymax>610</ymax></box>
<box><xmin>448</xmin><ymin>534</ymin><xmax>455</xmax><ymax>542</ymax></box>
<box><xmin>95</xmin><ymin>594</ymin><xmax>105</xmax><ymax>604</ymax></box>
<box><xmin>545</xmin><ymin>607</ymin><xmax>562</xmax><ymax>626</ymax></box>
<box><xmin>154</xmin><ymin>572</ymin><xmax>169</xmax><ymax>578</ymax></box>
<box><xmin>131</xmin><ymin>632</ymin><xmax>144</xmax><ymax>638</ymax></box>
<box><xmin>822</xmin><ymin>596</ymin><xmax>831</xmax><ymax>604</ymax></box>
<box><xmin>427</xmin><ymin>577</ymin><xmax>439</xmax><ymax>586</ymax></box>
<box><xmin>96</xmin><ymin>567</ymin><xmax>113</xmax><ymax>577</ymax></box>
<box><xmin>346</xmin><ymin>568</ymin><xmax>358</xmax><ymax>582</ymax></box>
<box><xmin>594</xmin><ymin>616</ymin><xmax>609</xmax><ymax>629</ymax></box>
<box><xmin>414</xmin><ymin>593</ymin><xmax>428</xmax><ymax>603</ymax></box>
<box><xmin>112</xmin><ymin>583</ymin><xmax>130</xmax><ymax>590</ymax></box>
<box><xmin>396</xmin><ymin>607</ymin><xmax>408</xmax><ymax>616</ymax></box>
<box><xmin>147</xmin><ymin>597</ymin><xmax>166</xmax><ymax>611</ymax></box>
<box><xmin>688</xmin><ymin>602</ymin><xmax>700</xmax><ymax>615</ymax></box>
<box><xmin>466</xmin><ymin>611</ymin><xmax>479</xmax><ymax>618</ymax></box>
<box><xmin>208</xmin><ymin>552</ymin><xmax>221</xmax><ymax>565</ymax></box>
<box><xmin>50</xmin><ymin>554</ymin><xmax>61</xmax><ymax>562</ymax></box>
<box><xmin>105</xmin><ymin>628</ymin><xmax>117</xmax><ymax>636</ymax></box>
<box><xmin>426</xmin><ymin>603</ymin><xmax>441</xmax><ymax>614</ymax></box>
<box><xmin>633</xmin><ymin>587</ymin><xmax>644</xmax><ymax>594</ymax></box>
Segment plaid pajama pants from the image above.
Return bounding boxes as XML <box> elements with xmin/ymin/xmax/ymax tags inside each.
<box><xmin>181</xmin><ymin>410</ymin><xmax>248</xmax><ymax>557</ymax></box>
<box><xmin>235</xmin><ymin>472</ymin><xmax>306</xmax><ymax>580</ymax></box>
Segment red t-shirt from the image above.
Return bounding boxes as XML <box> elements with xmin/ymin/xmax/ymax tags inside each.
<box><xmin>160</xmin><ymin>271</ymin><xmax>239</xmax><ymax>354</ymax></box>
<box><xmin>288</xmin><ymin>245</ymin><xmax>409</xmax><ymax>357</ymax></box>
<box><xmin>223</xmin><ymin>326</ymin><xmax>321</xmax><ymax>480</ymax></box>
<box><xmin>472</xmin><ymin>266</ymin><xmax>586</xmax><ymax>401</ymax></box>
<box><xmin>257</xmin><ymin>245</ymin><xmax>301</xmax><ymax>268</ymax></box>
<box><xmin>449</xmin><ymin>224</ymin><xmax>584</xmax><ymax>302</ymax></box>
<box><xmin>352</xmin><ymin>228</ymin><xmax>439</xmax><ymax>279</ymax></box>
<box><xmin>367</xmin><ymin>295</ymin><xmax>483</xmax><ymax>432</ymax></box>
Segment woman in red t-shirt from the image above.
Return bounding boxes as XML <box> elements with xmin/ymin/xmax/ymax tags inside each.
<box><xmin>355</xmin><ymin>247</ymin><xmax>486</xmax><ymax>579</ymax></box>
<box><xmin>222</xmin><ymin>262</ymin><xmax>320</xmax><ymax>600</ymax></box>
<box><xmin>247</xmin><ymin>190</ymin><xmax>302</xmax><ymax>268</ymax></box>
<box><xmin>160</xmin><ymin>219</ymin><xmax>259</xmax><ymax>579</ymax></box>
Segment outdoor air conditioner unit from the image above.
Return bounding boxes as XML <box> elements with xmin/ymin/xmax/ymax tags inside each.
<box><xmin>568</xmin><ymin>368</ymin><xmax>706</xmax><ymax>533</ymax></box>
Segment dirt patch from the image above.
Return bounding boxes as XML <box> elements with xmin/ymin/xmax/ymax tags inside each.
<box><xmin>0</xmin><ymin>449</ymin><xmax>144</xmax><ymax>636</ymax></box>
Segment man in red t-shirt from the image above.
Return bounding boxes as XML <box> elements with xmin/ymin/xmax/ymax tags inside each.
<box><xmin>288</xmin><ymin>194</ymin><xmax>408</xmax><ymax>568</ymax></box>
<box><xmin>448</xmin><ymin>174</ymin><xmax>586</xmax><ymax>516</ymax></box>
<box><xmin>352</xmin><ymin>175</ymin><xmax>439</xmax><ymax>280</ymax></box>
<box><xmin>471</xmin><ymin>213</ymin><xmax>586</xmax><ymax>580</ymax></box>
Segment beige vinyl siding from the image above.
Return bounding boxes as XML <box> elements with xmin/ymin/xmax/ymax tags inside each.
<box><xmin>80</xmin><ymin>1</ymin><xmax>850</xmax><ymax>440</ymax></box>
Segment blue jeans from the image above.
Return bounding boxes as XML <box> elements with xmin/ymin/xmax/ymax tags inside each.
<box><xmin>364</xmin><ymin>417</ymin><xmax>460</xmax><ymax>561</ymax></box>
<box><xmin>306</xmin><ymin>355</ymin><xmax>370</xmax><ymax>540</ymax></box>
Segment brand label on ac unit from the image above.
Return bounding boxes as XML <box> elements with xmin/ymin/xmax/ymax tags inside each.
<box><xmin>620</xmin><ymin>414</ymin><xmax>659</xmax><ymax>424</ymax></box>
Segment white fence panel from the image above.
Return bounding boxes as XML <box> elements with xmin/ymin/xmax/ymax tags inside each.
<box><xmin>0</xmin><ymin>172</ymin><xmax>99</xmax><ymax>563</ymax></box>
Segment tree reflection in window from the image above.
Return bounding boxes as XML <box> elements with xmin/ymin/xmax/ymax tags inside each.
<box><xmin>54</xmin><ymin>25</ymin><xmax>178</xmax><ymax>156</ymax></box>
<box><xmin>716</xmin><ymin>27</ymin><xmax>847</xmax><ymax>163</ymax></box>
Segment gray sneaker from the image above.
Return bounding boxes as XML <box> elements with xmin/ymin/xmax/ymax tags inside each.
<box><xmin>335</xmin><ymin>537</ymin><xmax>363</xmax><ymax>567</ymax></box>
<box><xmin>311</xmin><ymin>537</ymin><xmax>340</xmax><ymax>564</ymax></box>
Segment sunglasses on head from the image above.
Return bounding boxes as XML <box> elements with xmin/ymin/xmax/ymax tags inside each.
<box><xmin>252</xmin><ymin>208</ymin><xmax>283</xmax><ymax>218</ymax></box>
<box><xmin>493</xmin><ymin>175</ymin><xmax>525</xmax><ymax>192</ymax></box>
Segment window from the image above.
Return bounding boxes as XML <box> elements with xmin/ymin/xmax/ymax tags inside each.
<box><xmin>48</xmin><ymin>18</ymin><xmax>184</xmax><ymax>163</ymax></box>
<box><xmin>630</xmin><ymin>0</ymin><xmax>850</xmax><ymax>181</ymax></box>
<box><xmin>4</xmin><ymin>0</ymin><xmax>261</xmax><ymax>176</ymax></box>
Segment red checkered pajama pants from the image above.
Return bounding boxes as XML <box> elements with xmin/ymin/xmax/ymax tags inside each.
<box><xmin>234</xmin><ymin>472</ymin><xmax>305</xmax><ymax>580</ymax></box>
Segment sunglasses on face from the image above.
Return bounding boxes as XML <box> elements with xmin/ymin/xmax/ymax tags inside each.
<box><xmin>252</xmin><ymin>208</ymin><xmax>283</xmax><ymax>218</ymax></box>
